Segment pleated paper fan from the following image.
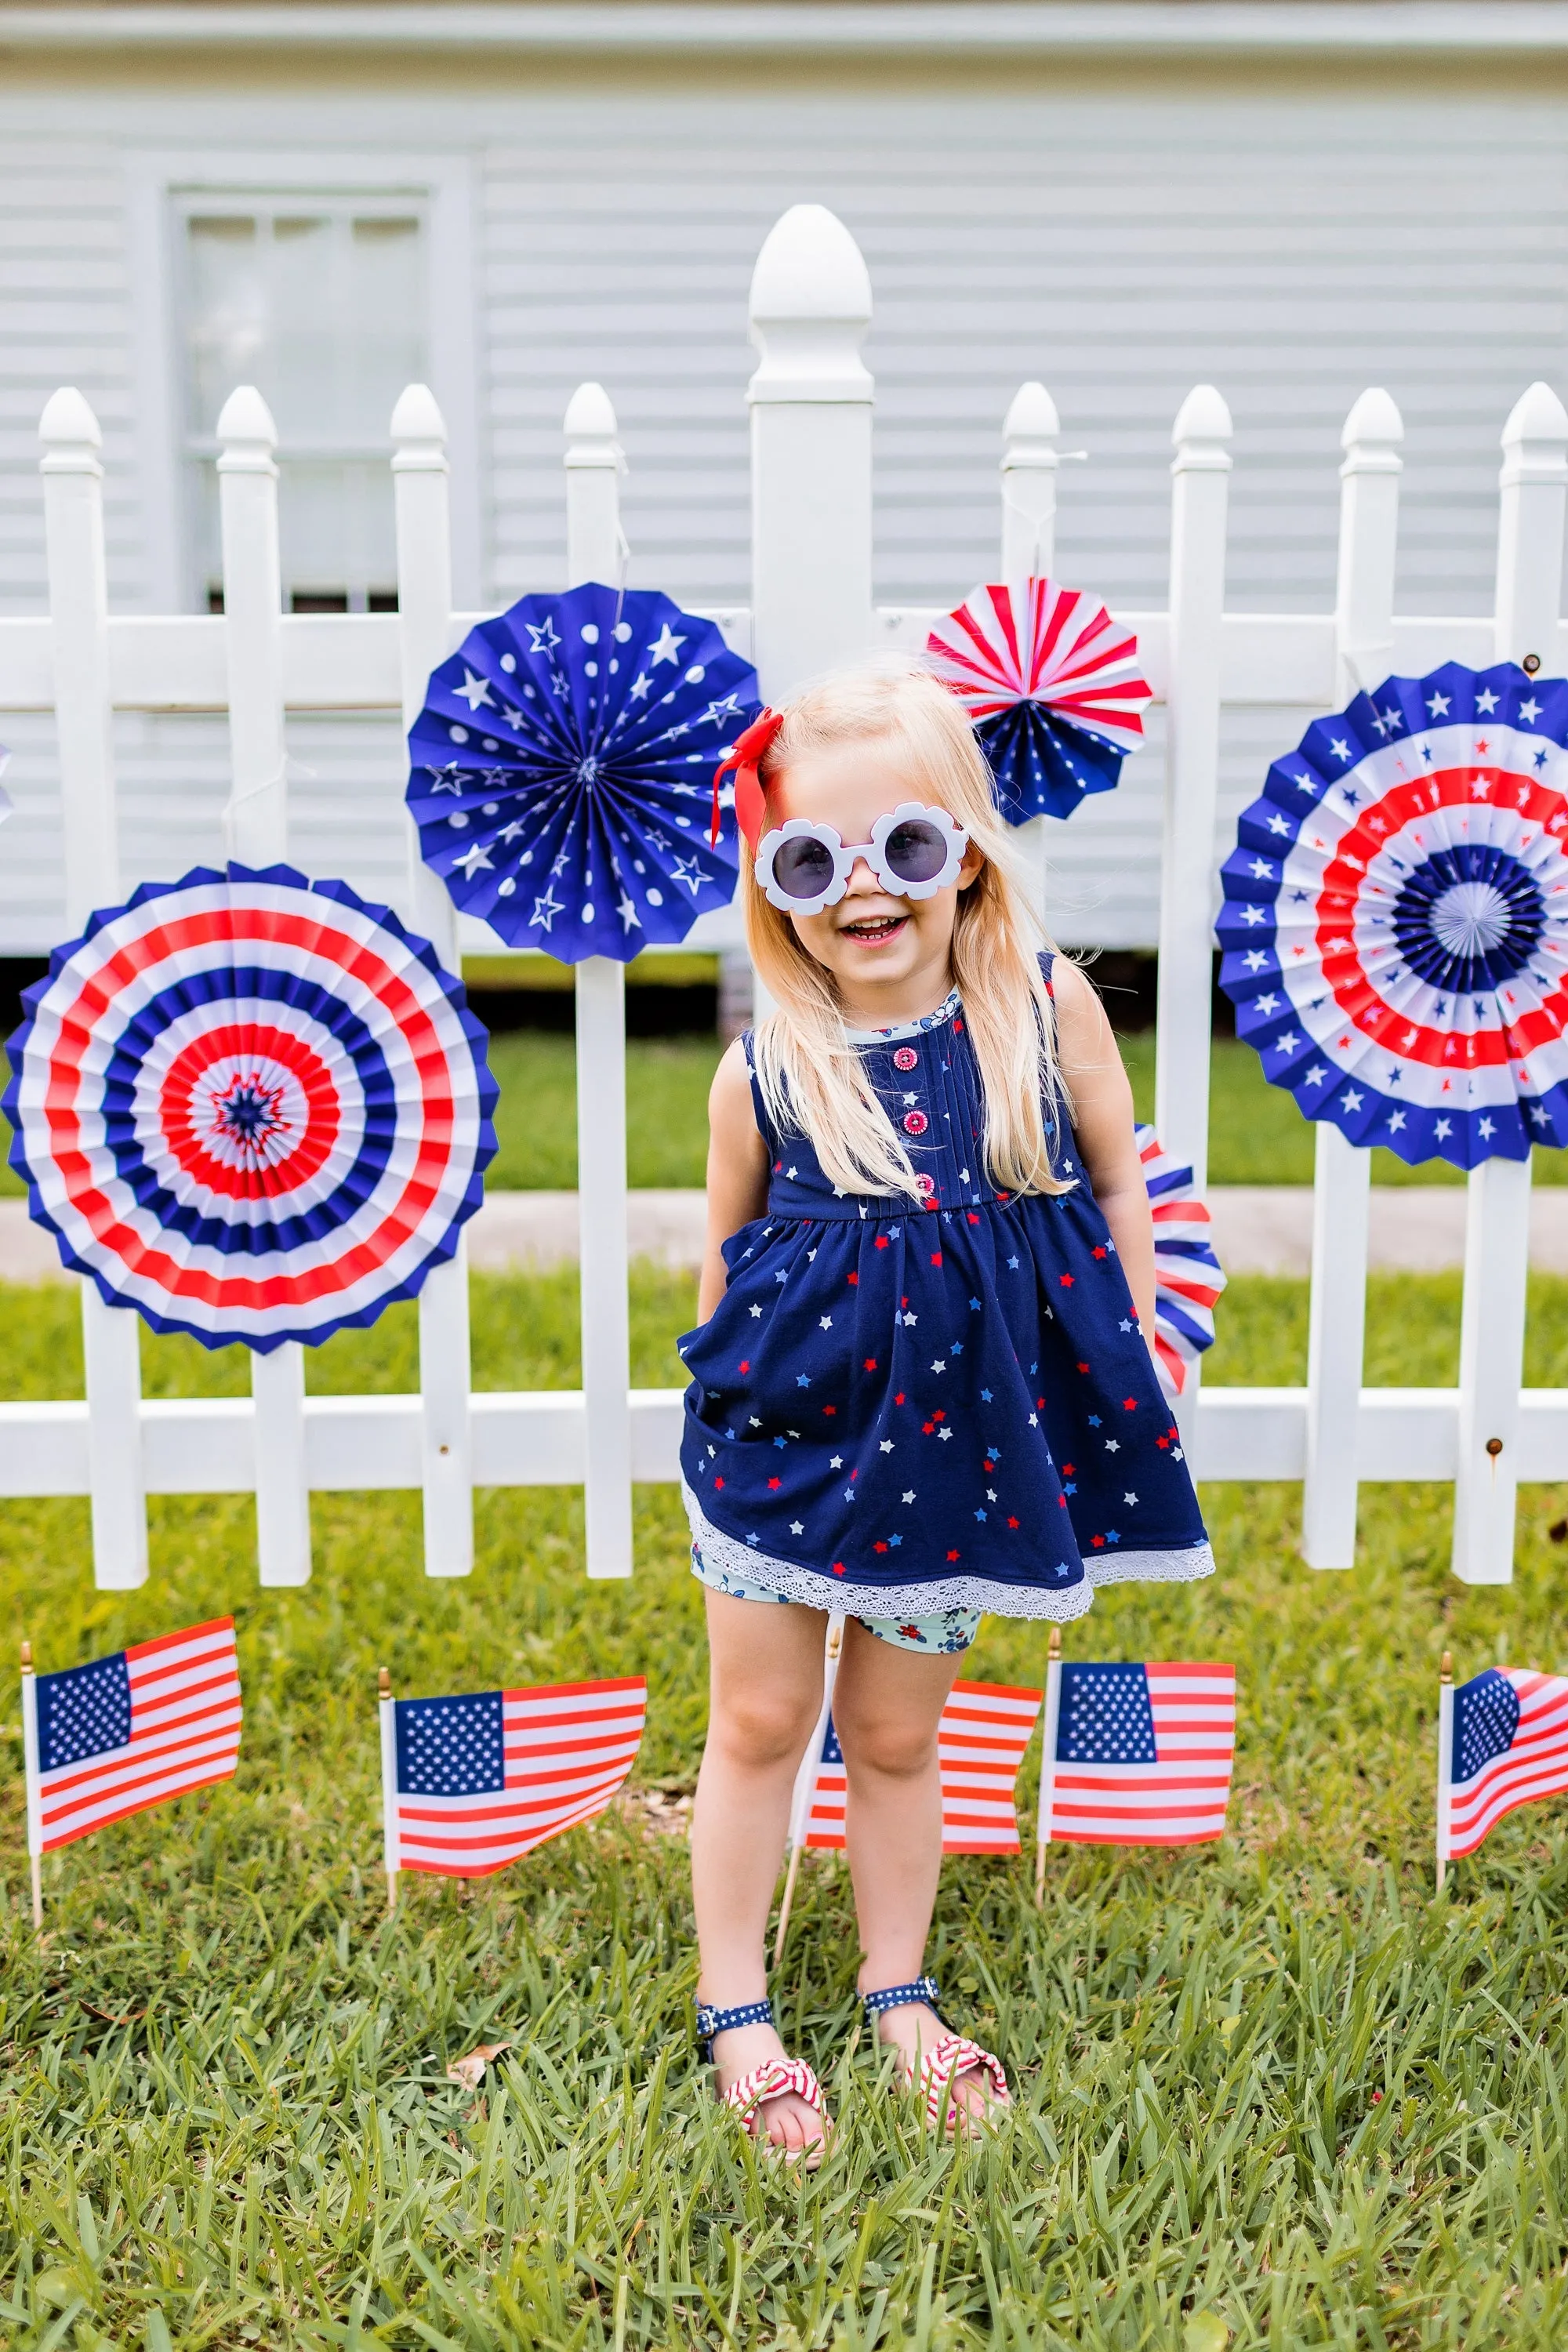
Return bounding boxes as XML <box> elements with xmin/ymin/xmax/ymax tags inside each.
<box><xmin>1134</xmin><ymin>1124</ymin><xmax>1227</xmax><ymax>1402</ymax></box>
<box><xmin>1218</xmin><ymin>661</ymin><xmax>1568</xmax><ymax>1171</ymax></box>
<box><xmin>407</xmin><ymin>582</ymin><xmax>760</xmax><ymax>963</ymax></box>
<box><xmin>2</xmin><ymin>863</ymin><xmax>498</xmax><ymax>1352</ymax></box>
<box><xmin>925</xmin><ymin>576</ymin><xmax>1152</xmax><ymax>824</ymax></box>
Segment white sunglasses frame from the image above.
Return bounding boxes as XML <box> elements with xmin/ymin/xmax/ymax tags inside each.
<box><xmin>753</xmin><ymin>801</ymin><xmax>971</xmax><ymax>916</ymax></box>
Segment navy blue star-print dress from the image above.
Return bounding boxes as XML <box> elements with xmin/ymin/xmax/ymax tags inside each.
<box><xmin>678</xmin><ymin>970</ymin><xmax>1213</xmax><ymax>1624</ymax></box>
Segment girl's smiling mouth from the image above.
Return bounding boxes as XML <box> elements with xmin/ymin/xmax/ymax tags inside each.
<box><xmin>838</xmin><ymin>912</ymin><xmax>909</xmax><ymax>945</ymax></box>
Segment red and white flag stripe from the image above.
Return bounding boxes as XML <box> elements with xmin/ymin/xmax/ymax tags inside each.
<box><xmin>1446</xmin><ymin>1668</ymin><xmax>1568</xmax><ymax>1860</ymax></box>
<box><xmin>28</xmin><ymin>1618</ymin><xmax>242</xmax><ymax>1853</ymax></box>
<box><xmin>389</xmin><ymin>1679</ymin><xmax>647</xmax><ymax>1878</ymax></box>
<box><xmin>1046</xmin><ymin>1664</ymin><xmax>1236</xmax><ymax>1847</ymax></box>
<box><xmin>804</xmin><ymin>1681</ymin><xmax>1043</xmax><ymax>1855</ymax></box>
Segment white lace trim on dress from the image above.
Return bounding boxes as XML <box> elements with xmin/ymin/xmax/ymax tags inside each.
<box><xmin>684</xmin><ymin>1484</ymin><xmax>1097</xmax><ymax>1624</ymax></box>
<box><xmin>1084</xmin><ymin>1543</ymin><xmax>1215</xmax><ymax>1587</ymax></box>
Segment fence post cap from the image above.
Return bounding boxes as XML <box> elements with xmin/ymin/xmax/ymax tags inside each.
<box><xmin>563</xmin><ymin>379</ymin><xmax>624</xmax><ymax>474</ymax></box>
<box><xmin>563</xmin><ymin>379</ymin><xmax>618</xmax><ymax>439</ymax></box>
<box><xmin>1171</xmin><ymin>383</ymin><xmax>1233</xmax><ymax>448</ymax></box>
<box><xmin>38</xmin><ymin>385</ymin><xmax>101</xmax><ymax>456</ymax></box>
<box><xmin>748</xmin><ymin>205</ymin><xmax>873</xmax><ymax>405</ymax></box>
<box><xmin>390</xmin><ymin>381</ymin><xmax>448</xmax><ymax>475</ymax></box>
<box><xmin>750</xmin><ymin>202</ymin><xmax>872</xmax><ymax>327</ymax></box>
<box><xmin>1341</xmin><ymin>386</ymin><xmax>1403</xmax><ymax>453</ymax></box>
<box><xmin>390</xmin><ymin>381</ymin><xmax>448</xmax><ymax>443</ymax></box>
<box><xmin>1003</xmin><ymin>379</ymin><xmax>1060</xmax><ymax>445</ymax></box>
<box><xmin>216</xmin><ymin>384</ymin><xmax>278</xmax><ymax>477</ymax></box>
<box><xmin>1502</xmin><ymin>379</ymin><xmax>1568</xmax><ymax>451</ymax></box>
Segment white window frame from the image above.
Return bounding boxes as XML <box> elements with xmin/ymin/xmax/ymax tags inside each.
<box><xmin>126</xmin><ymin>147</ymin><xmax>482</xmax><ymax>615</ymax></box>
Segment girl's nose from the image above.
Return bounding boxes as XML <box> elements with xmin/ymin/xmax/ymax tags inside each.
<box><xmin>843</xmin><ymin>855</ymin><xmax>881</xmax><ymax>894</ymax></box>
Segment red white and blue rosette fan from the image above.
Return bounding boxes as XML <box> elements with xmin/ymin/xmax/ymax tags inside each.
<box><xmin>2</xmin><ymin>865</ymin><xmax>498</xmax><ymax>1352</ymax></box>
<box><xmin>407</xmin><ymin>583</ymin><xmax>760</xmax><ymax>963</ymax></box>
<box><xmin>1135</xmin><ymin>1124</ymin><xmax>1227</xmax><ymax>1402</ymax></box>
<box><xmin>924</xmin><ymin>576</ymin><xmax>1152</xmax><ymax>824</ymax></box>
<box><xmin>1218</xmin><ymin>662</ymin><xmax>1568</xmax><ymax>1171</ymax></box>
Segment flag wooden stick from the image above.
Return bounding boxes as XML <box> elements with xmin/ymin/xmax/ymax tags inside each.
<box><xmin>773</xmin><ymin>1613</ymin><xmax>844</xmax><ymax>1965</ymax></box>
<box><xmin>1034</xmin><ymin>1627</ymin><xmax>1063</xmax><ymax>1905</ymax></box>
<box><xmin>378</xmin><ymin>1665</ymin><xmax>399</xmax><ymax>1913</ymax></box>
<box><xmin>1436</xmin><ymin>1648</ymin><xmax>1454</xmax><ymax>1894</ymax></box>
<box><xmin>20</xmin><ymin>1640</ymin><xmax>42</xmax><ymax>1929</ymax></box>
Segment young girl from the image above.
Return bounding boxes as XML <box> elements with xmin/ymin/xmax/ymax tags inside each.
<box><xmin>680</xmin><ymin>666</ymin><xmax>1212</xmax><ymax>2157</ymax></box>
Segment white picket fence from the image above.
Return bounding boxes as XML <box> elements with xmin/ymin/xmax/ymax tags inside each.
<box><xmin>1</xmin><ymin>200</ymin><xmax>1564</xmax><ymax>1595</ymax></box>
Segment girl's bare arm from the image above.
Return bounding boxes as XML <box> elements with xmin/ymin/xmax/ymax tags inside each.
<box><xmin>697</xmin><ymin>1040</ymin><xmax>771</xmax><ymax>1323</ymax></box>
<box><xmin>1051</xmin><ymin>961</ymin><xmax>1157</xmax><ymax>1344</ymax></box>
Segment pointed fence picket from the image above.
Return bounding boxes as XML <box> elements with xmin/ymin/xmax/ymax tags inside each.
<box><xmin>2</xmin><ymin>201</ymin><xmax>1566</xmax><ymax>1591</ymax></box>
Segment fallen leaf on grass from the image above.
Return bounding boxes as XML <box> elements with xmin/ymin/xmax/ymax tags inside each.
<box><xmin>447</xmin><ymin>2039</ymin><xmax>512</xmax><ymax>2089</ymax></box>
<box><xmin>78</xmin><ymin>1998</ymin><xmax>147</xmax><ymax>2024</ymax></box>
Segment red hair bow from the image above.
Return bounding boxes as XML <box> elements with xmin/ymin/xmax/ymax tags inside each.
<box><xmin>711</xmin><ymin>708</ymin><xmax>784</xmax><ymax>851</ymax></box>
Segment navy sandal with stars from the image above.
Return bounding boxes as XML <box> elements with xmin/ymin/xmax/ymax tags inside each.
<box><xmin>696</xmin><ymin>1997</ymin><xmax>831</xmax><ymax>2164</ymax></box>
<box><xmin>862</xmin><ymin>1976</ymin><xmax>1009</xmax><ymax>2134</ymax></box>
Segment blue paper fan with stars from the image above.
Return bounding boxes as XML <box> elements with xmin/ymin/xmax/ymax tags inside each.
<box><xmin>407</xmin><ymin>583</ymin><xmax>761</xmax><ymax>962</ymax></box>
<box><xmin>1218</xmin><ymin>660</ymin><xmax>1568</xmax><ymax>1171</ymax></box>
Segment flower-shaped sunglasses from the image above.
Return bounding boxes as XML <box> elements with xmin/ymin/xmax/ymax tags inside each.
<box><xmin>753</xmin><ymin>802</ymin><xmax>970</xmax><ymax>916</ymax></box>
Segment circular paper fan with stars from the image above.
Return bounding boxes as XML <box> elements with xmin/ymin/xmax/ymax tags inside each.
<box><xmin>407</xmin><ymin>583</ymin><xmax>760</xmax><ymax>962</ymax></box>
<box><xmin>1217</xmin><ymin>661</ymin><xmax>1568</xmax><ymax>1171</ymax></box>
<box><xmin>2</xmin><ymin>863</ymin><xmax>498</xmax><ymax>1352</ymax></box>
<box><xmin>1134</xmin><ymin>1124</ymin><xmax>1227</xmax><ymax>1403</ymax></box>
<box><xmin>924</xmin><ymin>575</ymin><xmax>1152</xmax><ymax>824</ymax></box>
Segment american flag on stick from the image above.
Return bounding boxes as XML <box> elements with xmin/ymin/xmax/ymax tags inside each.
<box><xmin>379</xmin><ymin>1671</ymin><xmax>646</xmax><ymax>1900</ymax></box>
<box><xmin>20</xmin><ymin>1617</ymin><xmax>243</xmax><ymax>1927</ymax></box>
<box><xmin>800</xmin><ymin>1681</ymin><xmax>1043</xmax><ymax>1855</ymax></box>
<box><xmin>1036</xmin><ymin>1646</ymin><xmax>1236</xmax><ymax>1891</ymax></box>
<box><xmin>1437</xmin><ymin>1653</ymin><xmax>1568</xmax><ymax>1886</ymax></box>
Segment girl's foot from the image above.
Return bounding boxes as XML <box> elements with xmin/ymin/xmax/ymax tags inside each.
<box><xmin>862</xmin><ymin>1977</ymin><xmax>1010</xmax><ymax>2134</ymax></box>
<box><xmin>699</xmin><ymin>2004</ymin><xmax>832</xmax><ymax>2162</ymax></box>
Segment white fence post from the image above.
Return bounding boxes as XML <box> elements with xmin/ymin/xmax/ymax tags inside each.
<box><xmin>392</xmin><ymin>384</ymin><xmax>474</xmax><ymax>1580</ymax></box>
<box><xmin>39</xmin><ymin>388</ymin><xmax>148</xmax><ymax>1592</ymax></box>
<box><xmin>216</xmin><ymin>385</ymin><xmax>311</xmax><ymax>1589</ymax></box>
<box><xmin>1453</xmin><ymin>382</ymin><xmax>1568</xmax><ymax>1584</ymax></box>
<box><xmin>1156</xmin><ymin>387</ymin><xmax>1231</xmax><ymax>1446</ymax></box>
<box><xmin>1000</xmin><ymin>381</ymin><xmax>1061</xmax><ymax>922</ymax></box>
<box><xmin>564</xmin><ymin>382</ymin><xmax>634</xmax><ymax>1580</ymax></box>
<box><xmin>748</xmin><ymin>205</ymin><xmax>874</xmax><ymax>698</ymax></box>
<box><xmin>1301</xmin><ymin>389</ymin><xmax>1403</xmax><ymax>1570</ymax></box>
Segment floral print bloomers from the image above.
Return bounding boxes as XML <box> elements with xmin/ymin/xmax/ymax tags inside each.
<box><xmin>678</xmin><ymin>964</ymin><xmax>1214</xmax><ymax>1628</ymax></box>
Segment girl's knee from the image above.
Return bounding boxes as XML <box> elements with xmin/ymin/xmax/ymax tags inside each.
<box><xmin>710</xmin><ymin>1683</ymin><xmax>818</xmax><ymax>1770</ymax></box>
<box><xmin>837</xmin><ymin>1710</ymin><xmax>938</xmax><ymax>1783</ymax></box>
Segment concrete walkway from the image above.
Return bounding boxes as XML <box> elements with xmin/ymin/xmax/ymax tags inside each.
<box><xmin>5</xmin><ymin>1186</ymin><xmax>1568</xmax><ymax>1282</ymax></box>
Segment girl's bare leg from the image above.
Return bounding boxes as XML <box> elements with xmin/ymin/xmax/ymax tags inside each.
<box><xmin>691</xmin><ymin>1587</ymin><xmax>833</xmax><ymax>2153</ymax></box>
<box><xmin>832</xmin><ymin>1624</ymin><xmax>1000</xmax><ymax>2125</ymax></box>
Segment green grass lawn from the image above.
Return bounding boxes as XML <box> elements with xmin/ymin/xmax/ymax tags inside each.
<box><xmin>5</xmin><ymin>1270</ymin><xmax>1568</xmax><ymax>2345</ymax></box>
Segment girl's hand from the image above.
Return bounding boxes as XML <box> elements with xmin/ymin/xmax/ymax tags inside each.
<box><xmin>696</xmin><ymin>1040</ymin><xmax>771</xmax><ymax>1323</ymax></box>
<box><xmin>1051</xmin><ymin>964</ymin><xmax>1160</xmax><ymax>1359</ymax></box>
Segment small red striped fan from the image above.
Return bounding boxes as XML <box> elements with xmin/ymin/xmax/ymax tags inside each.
<box><xmin>1134</xmin><ymin>1123</ymin><xmax>1227</xmax><ymax>1401</ymax></box>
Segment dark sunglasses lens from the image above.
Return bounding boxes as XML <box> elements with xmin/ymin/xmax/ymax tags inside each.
<box><xmin>771</xmin><ymin>836</ymin><xmax>837</xmax><ymax>898</ymax></box>
<box><xmin>882</xmin><ymin>819</ymin><xmax>949</xmax><ymax>884</ymax></box>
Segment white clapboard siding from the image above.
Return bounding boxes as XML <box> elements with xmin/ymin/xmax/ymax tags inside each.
<box><xmin>0</xmin><ymin>137</ymin><xmax>141</xmax><ymax>615</ymax></box>
<box><xmin>2</xmin><ymin>74</ymin><xmax>1568</xmax><ymax>949</ymax></box>
<box><xmin>479</xmin><ymin>86</ymin><xmax>1568</xmax><ymax>612</ymax></box>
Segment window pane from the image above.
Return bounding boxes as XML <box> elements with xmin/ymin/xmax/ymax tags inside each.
<box><xmin>185</xmin><ymin>215</ymin><xmax>263</xmax><ymax>438</ymax></box>
<box><xmin>179</xmin><ymin>198</ymin><xmax>429</xmax><ymax>611</ymax></box>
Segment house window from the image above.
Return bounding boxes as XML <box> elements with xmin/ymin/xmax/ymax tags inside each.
<box><xmin>176</xmin><ymin>199</ymin><xmax>428</xmax><ymax>612</ymax></box>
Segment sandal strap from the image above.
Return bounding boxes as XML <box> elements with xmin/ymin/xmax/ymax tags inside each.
<box><xmin>861</xmin><ymin>1975</ymin><xmax>942</xmax><ymax>2020</ymax></box>
<box><xmin>918</xmin><ymin>2034</ymin><xmax>1010</xmax><ymax>2132</ymax></box>
<box><xmin>696</xmin><ymin>1997</ymin><xmax>775</xmax><ymax>2064</ymax></box>
<box><xmin>720</xmin><ymin>2057</ymin><xmax>826</xmax><ymax>2125</ymax></box>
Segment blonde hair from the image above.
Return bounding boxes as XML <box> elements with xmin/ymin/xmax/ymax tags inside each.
<box><xmin>744</xmin><ymin>664</ymin><xmax>1070</xmax><ymax>1202</ymax></box>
